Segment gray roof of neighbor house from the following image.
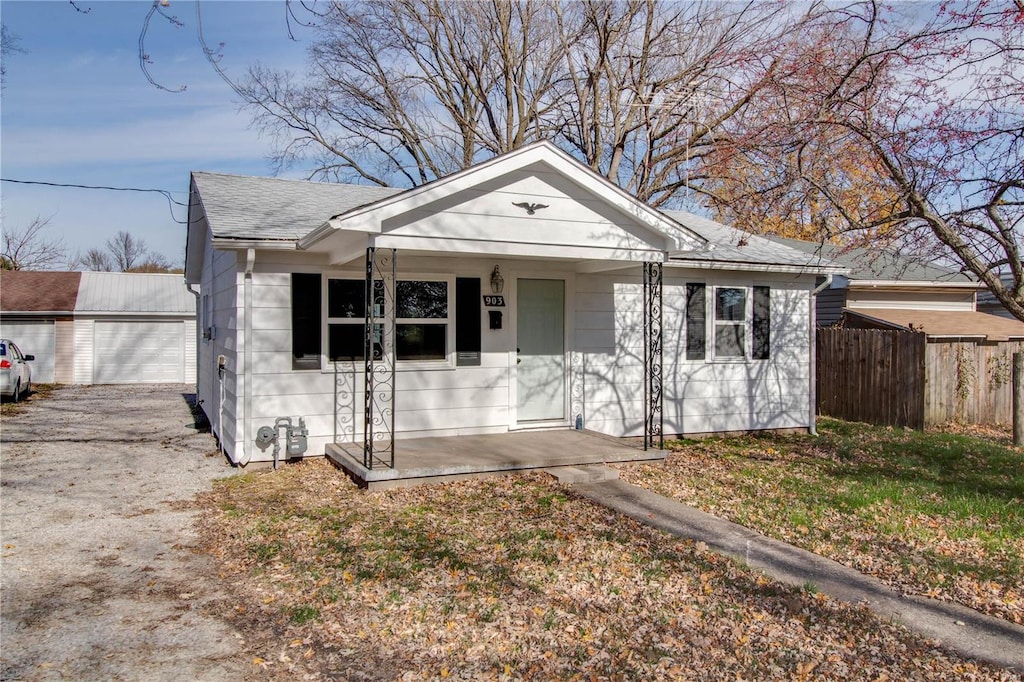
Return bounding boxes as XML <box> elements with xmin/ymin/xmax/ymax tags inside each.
<box><xmin>767</xmin><ymin>236</ymin><xmax>975</xmax><ymax>283</ymax></box>
<box><xmin>191</xmin><ymin>171</ymin><xmax>403</xmax><ymax>241</ymax></box>
<box><xmin>75</xmin><ymin>272</ymin><xmax>194</xmax><ymax>315</ymax></box>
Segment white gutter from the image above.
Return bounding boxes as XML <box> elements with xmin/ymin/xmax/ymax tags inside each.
<box><xmin>239</xmin><ymin>248</ymin><xmax>256</xmax><ymax>466</ymax></box>
<box><xmin>847</xmin><ymin>280</ymin><xmax>984</xmax><ymax>289</ymax></box>
<box><xmin>210</xmin><ymin>238</ymin><xmax>297</xmax><ymax>251</ymax></box>
<box><xmin>809</xmin><ymin>274</ymin><xmax>834</xmax><ymax>436</ymax></box>
<box><xmin>666</xmin><ymin>258</ymin><xmax>849</xmax><ymax>276</ymax></box>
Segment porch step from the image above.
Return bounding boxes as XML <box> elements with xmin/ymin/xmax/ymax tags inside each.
<box><xmin>545</xmin><ymin>465</ymin><xmax>620</xmax><ymax>484</ymax></box>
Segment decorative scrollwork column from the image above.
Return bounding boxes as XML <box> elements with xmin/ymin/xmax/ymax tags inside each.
<box><xmin>643</xmin><ymin>262</ymin><xmax>664</xmax><ymax>450</ymax></box>
<box><xmin>570</xmin><ymin>351</ymin><xmax>585</xmax><ymax>429</ymax></box>
<box><xmin>363</xmin><ymin>247</ymin><xmax>396</xmax><ymax>468</ymax></box>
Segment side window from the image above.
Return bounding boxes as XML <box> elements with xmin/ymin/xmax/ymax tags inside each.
<box><xmin>752</xmin><ymin>286</ymin><xmax>771</xmax><ymax>360</ymax></box>
<box><xmin>714</xmin><ymin>287</ymin><xmax>747</xmax><ymax>358</ymax></box>
<box><xmin>685</xmin><ymin>283</ymin><xmax>706</xmax><ymax>361</ymax></box>
<box><xmin>291</xmin><ymin>273</ymin><xmax>322</xmax><ymax>370</ymax></box>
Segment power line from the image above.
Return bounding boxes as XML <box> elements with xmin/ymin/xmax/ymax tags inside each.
<box><xmin>1</xmin><ymin>177</ymin><xmax>189</xmax><ymax>224</ymax></box>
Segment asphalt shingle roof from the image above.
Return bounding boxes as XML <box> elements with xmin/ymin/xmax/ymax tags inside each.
<box><xmin>188</xmin><ymin>172</ymin><xmax>843</xmax><ymax>272</ymax></box>
<box><xmin>767</xmin><ymin>236</ymin><xmax>974</xmax><ymax>283</ymax></box>
<box><xmin>192</xmin><ymin>171</ymin><xmax>403</xmax><ymax>241</ymax></box>
<box><xmin>664</xmin><ymin>211</ymin><xmax>841</xmax><ymax>270</ymax></box>
<box><xmin>846</xmin><ymin>309</ymin><xmax>1024</xmax><ymax>341</ymax></box>
<box><xmin>0</xmin><ymin>271</ymin><xmax>82</xmax><ymax>312</ymax></box>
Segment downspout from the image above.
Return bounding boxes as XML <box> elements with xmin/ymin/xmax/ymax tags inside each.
<box><xmin>240</xmin><ymin>248</ymin><xmax>256</xmax><ymax>466</ymax></box>
<box><xmin>809</xmin><ymin>274</ymin><xmax>834</xmax><ymax>436</ymax></box>
<box><xmin>185</xmin><ymin>283</ymin><xmax>201</xmax><ymax>396</ymax></box>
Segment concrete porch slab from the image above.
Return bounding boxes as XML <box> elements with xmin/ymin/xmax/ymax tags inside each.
<box><xmin>327</xmin><ymin>429</ymin><xmax>665</xmax><ymax>489</ymax></box>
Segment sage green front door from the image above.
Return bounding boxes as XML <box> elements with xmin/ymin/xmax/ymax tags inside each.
<box><xmin>516</xmin><ymin>279</ymin><xmax>565</xmax><ymax>422</ymax></box>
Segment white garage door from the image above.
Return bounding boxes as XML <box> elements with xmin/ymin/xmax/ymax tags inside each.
<box><xmin>94</xmin><ymin>321</ymin><xmax>184</xmax><ymax>383</ymax></box>
<box><xmin>0</xmin><ymin>320</ymin><xmax>56</xmax><ymax>383</ymax></box>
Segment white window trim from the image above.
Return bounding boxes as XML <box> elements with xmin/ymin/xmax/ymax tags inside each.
<box><xmin>711</xmin><ymin>285</ymin><xmax>750</xmax><ymax>362</ymax></box>
<box><xmin>321</xmin><ymin>272</ymin><xmax>456</xmax><ymax>372</ymax></box>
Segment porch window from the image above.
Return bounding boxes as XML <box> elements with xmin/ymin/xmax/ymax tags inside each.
<box><xmin>396</xmin><ymin>280</ymin><xmax>448</xmax><ymax>361</ymax></box>
<box><xmin>327</xmin><ymin>278</ymin><xmax>373</xmax><ymax>362</ymax></box>
<box><xmin>326</xmin><ymin>276</ymin><xmax>452</xmax><ymax>364</ymax></box>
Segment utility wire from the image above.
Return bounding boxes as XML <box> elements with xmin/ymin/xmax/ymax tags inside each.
<box><xmin>1</xmin><ymin>178</ymin><xmax>190</xmax><ymax>224</ymax></box>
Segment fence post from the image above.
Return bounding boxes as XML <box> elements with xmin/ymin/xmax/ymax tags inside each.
<box><xmin>1014</xmin><ymin>352</ymin><xmax>1024</xmax><ymax>446</ymax></box>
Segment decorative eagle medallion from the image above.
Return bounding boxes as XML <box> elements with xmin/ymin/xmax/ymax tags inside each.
<box><xmin>512</xmin><ymin>201</ymin><xmax>549</xmax><ymax>215</ymax></box>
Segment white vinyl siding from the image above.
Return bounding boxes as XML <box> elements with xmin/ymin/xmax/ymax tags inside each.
<box><xmin>0</xmin><ymin>320</ymin><xmax>56</xmax><ymax>383</ymax></box>
<box><xmin>200</xmin><ymin>250</ymin><xmax>816</xmax><ymax>463</ymax></box>
<box><xmin>576</xmin><ymin>273</ymin><xmax>811</xmax><ymax>438</ymax></box>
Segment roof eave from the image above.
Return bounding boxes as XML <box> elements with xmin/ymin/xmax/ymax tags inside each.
<box><xmin>209</xmin><ymin>238</ymin><xmax>299</xmax><ymax>251</ymax></box>
<box><xmin>848</xmin><ymin>279</ymin><xmax>982</xmax><ymax>289</ymax></box>
<box><xmin>667</xmin><ymin>255</ymin><xmax>850</xmax><ymax>276</ymax></box>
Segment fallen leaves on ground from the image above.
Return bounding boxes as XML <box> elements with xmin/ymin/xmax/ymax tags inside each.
<box><xmin>196</xmin><ymin>460</ymin><xmax>1018</xmax><ymax>681</ymax></box>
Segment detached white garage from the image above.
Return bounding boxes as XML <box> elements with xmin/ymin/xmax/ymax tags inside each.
<box><xmin>0</xmin><ymin>270</ymin><xmax>196</xmax><ymax>386</ymax></box>
<box><xmin>74</xmin><ymin>272</ymin><xmax>196</xmax><ymax>385</ymax></box>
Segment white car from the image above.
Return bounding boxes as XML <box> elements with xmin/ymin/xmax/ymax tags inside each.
<box><xmin>0</xmin><ymin>339</ymin><xmax>34</xmax><ymax>402</ymax></box>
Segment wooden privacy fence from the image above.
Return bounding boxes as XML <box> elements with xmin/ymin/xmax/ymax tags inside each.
<box><xmin>817</xmin><ymin>328</ymin><xmax>926</xmax><ymax>429</ymax></box>
<box><xmin>924</xmin><ymin>340</ymin><xmax>1024</xmax><ymax>426</ymax></box>
<box><xmin>817</xmin><ymin>329</ymin><xmax>1024</xmax><ymax>428</ymax></box>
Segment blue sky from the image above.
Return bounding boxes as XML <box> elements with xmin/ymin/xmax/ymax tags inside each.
<box><xmin>1</xmin><ymin>0</ymin><xmax>312</xmax><ymax>266</ymax></box>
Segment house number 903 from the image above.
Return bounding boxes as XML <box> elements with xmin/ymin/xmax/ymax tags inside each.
<box><xmin>483</xmin><ymin>295</ymin><xmax>506</xmax><ymax>307</ymax></box>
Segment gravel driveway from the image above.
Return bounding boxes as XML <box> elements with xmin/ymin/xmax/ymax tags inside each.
<box><xmin>1</xmin><ymin>384</ymin><xmax>247</xmax><ymax>681</ymax></box>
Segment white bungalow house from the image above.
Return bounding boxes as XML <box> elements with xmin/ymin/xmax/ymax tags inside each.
<box><xmin>185</xmin><ymin>142</ymin><xmax>845</xmax><ymax>469</ymax></box>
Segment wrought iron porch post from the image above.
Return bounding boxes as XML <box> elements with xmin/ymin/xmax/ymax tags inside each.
<box><xmin>363</xmin><ymin>247</ymin><xmax>396</xmax><ymax>468</ymax></box>
<box><xmin>643</xmin><ymin>262</ymin><xmax>664</xmax><ymax>450</ymax></box>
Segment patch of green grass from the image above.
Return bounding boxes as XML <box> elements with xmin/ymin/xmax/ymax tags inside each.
<box><xmin>248</xmin><ymin>541</ymin><xmax>283</xmax><ymax>563</ymax></box>
<box><xmin>288</xmin><ymin>604</ymin><xmax>320</xmax><ymax>625</ymax></box>
<box><xmin>632</xmin><ymin>418</ymin><xmax>1024</xmax><ymax>622</ymax></box>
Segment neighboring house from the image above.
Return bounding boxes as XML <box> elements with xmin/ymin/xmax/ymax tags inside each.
<box><xmin>0</xmin><ymin>271</ymin><xmax>196</xmax><ymax>384</ymax></box>
<box><xmin>768</xmin><ymin>237</ymin><xmax>985</xmax><ymax>327</ymax></box>
<box><xmin>766</xmin><ymin>238</ymin><xmax>1024</xmax><ymax>427</ymax></box>
<box><xmin>977</xmin><ymin>273</ymin><xmax>1019</xmax><ymax>321</ymax></box>
<box><xmin>185</xmin><ymin>141</ymin><xmax>846</xmax><ymax>466</ymax></box>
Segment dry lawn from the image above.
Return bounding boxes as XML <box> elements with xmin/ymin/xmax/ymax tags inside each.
<box><xmin>197</xmin><ymin>460</ymin><xmax>1018</xmax><ymax>681</ymax></box>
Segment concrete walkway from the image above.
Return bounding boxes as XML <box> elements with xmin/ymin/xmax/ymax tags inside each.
<box><xmin>573</xmin><ymin>477</ymin><xmax>1024</xmax><ymax>673</ymax></box>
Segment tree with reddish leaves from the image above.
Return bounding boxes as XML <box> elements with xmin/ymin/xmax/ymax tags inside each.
<box><xmin>729</xmin><ymin>1</ymin><xmax>1023</xmax><ymax>320</ymax></box>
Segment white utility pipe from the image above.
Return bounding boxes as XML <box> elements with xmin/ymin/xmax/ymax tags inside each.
<box><xmin>240</xmin><ymin>248</ymin><xmax>256</xmax><ymax>466</ymax></box>
<box><xmin>808</xmin><ymin>274</ymin><xmax>834</xmax><ymax>436</ymax></box>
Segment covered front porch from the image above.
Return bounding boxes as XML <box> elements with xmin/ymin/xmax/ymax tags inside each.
<box><xmin>326</xmin><ymin>429</ymin><xmax>666</xmax><ymax>489</ymax></box>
